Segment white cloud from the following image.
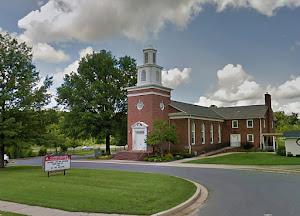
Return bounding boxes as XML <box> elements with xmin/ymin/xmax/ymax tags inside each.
<box><xmin>211</xmin><ymin>64</ymin><xmax>263</xmax><ymax>102</ymax></box>
<box><xmin>17</xmin><ymin>0</ymin><xmax>300</xmax><ymax>46</ymax></box>
<box><xmin>195</xmin><ymin>63</ymin><xmax>300</xmax><ymax>115</ymax></box>
<box><xmin>195</xmin><ymin>96</ymin><xmax>225</xmax><ymax>107</ymax></box>
<box><xmin>279</xmin><ymin>102</ymin><xmax>300</xmax><ymax>115</ymax></box>
<box><xmin>267</xmin><ymin>75</ymin><xmax>300</xmax><ymax>99</ymax></box>
<box><xmin>162</xmin><ymin>68</ymin><xmax>191</xmax><ymax>88</ymax></box>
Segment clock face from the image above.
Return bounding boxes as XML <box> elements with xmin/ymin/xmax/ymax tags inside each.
<box><xmin>296</xmin><ymin>138</ymin><xmax>300</xmax><ymax>147</ymax></box>
<box><xmin>137</xmin><ymin>100</ymin><xmax>144</xmax><ymax>111</ymax></box>
<box><xmin>160</xmin><ymin>102</ymin><xmax>165</xmax><ymax>110</ymax></box>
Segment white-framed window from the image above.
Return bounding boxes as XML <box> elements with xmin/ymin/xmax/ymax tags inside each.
<box><xmin>141</xmin><ymin>70</ymin><xmax>146</xmax><ymax>81</ymax></box>
<box><xmin>247</xmin><ymin>120</ymin><xmax>253</xmax><ymax>128</ymax></box>
<box><xmin>263</xmin><ymin>120</ymin><xmax>266</xmax><ymax>128</ymax></box>
<box><xmin>232</xmin><ymin>120</ymin><xmax>238</xmax><ymax>128</ymax></box>
<box><xmin>153</xmin><ymin>52</ymin><xmax>156</xmax><ymax>64</ymax></box>
<box><xmin>144</xmin><ymin>53</ymin><xmax>148</xmax><ymax>63</ymax></box>
<box><xmin>210</xmin><ymin>123</ymin><xmax>213</xmax><ymax>144</ymax></box>
<box><xmin>191</xmin><ymin>122</ymin><xmax>195</xmax><ymax>145</ymax></box>
<box><xmin>202</xmin><ymin>123</ymin><xmax>205</xmax><ymax>144</ymax></box>
<box><xmin>247</xmin><ymin>134</ymin><xmax>254</xmax><ymax>142</ymax></box>
<box><xmin>218</xmin><ymin>124</ymin><xmax>221</xmax><ymax>143</ymax></box>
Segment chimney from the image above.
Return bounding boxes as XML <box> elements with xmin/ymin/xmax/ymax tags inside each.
<box><xmin>265</xmin><ymin>93</ymin><xmax>271</xmax><ymax>108</ymax></box>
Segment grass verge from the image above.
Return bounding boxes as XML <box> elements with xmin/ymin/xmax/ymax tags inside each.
<box><xmin>0</xmin><ymin>211</ymin><xmax>27</xmax><ymax>216</ymax></box>
<box><xmin>0</xmin><ymin>166</ymin><xmax>196</xmax><ymax>215</ymax></box>
<box><xmin>185</xmin><ymin>153</ymin><xmax>300</xmax><ymax>165</ymax></box>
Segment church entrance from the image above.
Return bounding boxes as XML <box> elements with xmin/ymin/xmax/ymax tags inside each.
<box><xmin>132</xmin><ymin>122</ymin><xmax>148</xmax><ymax>151</ymax></box>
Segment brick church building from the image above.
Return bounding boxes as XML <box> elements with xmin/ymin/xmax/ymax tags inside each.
<box><xmin>115</xmin><ymin>46</ymin><xmax>277</xmax><ymax>159</ymax></box>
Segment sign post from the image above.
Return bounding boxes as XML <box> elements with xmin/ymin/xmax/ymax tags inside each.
<box><xmin>43</xmin><ymin>155</ymin><xmax>71</xmax><ymax>177</ymax></box>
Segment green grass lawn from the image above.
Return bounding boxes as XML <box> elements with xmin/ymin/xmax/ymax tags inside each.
<box><xmin>186</xmin><ymin>153</ymin><xmax>300</xmax><ymax>165</ymax></box>
<box><xmin>0</xmin><ymin>211</ymin><xmax>27</xmax><ymax>216</ymax></box>
<box><xmin>0</xmin><ymin>166</ymin><xmax>196</xmax><ymax>215</ymax></box>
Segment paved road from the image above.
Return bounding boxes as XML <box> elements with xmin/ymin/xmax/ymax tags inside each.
<box><xmin>9</xmin><ymin>158</ymin><xmax>300</xmax><ymax>216</ymax></box>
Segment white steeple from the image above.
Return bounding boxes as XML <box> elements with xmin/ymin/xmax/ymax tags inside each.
<box><xmin>137</xmin><ymin>45</ymin><xmax>163</xmax><ymax>86</ymax></box>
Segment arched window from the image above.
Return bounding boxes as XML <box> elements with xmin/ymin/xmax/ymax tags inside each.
<box><xmin>210</xmin><ymin>123</ymin><xmax>213</xmax><ymax>144</ymax></box>
<box><xmin>144</xmin><ymin>53</ymin><xmax>148</xmax><ymax>64</ymax></box>
<box><xmin>191</xmin><ymin>122</ymin><xmax>195</xmax><ymax>145</ymax></box>
<box><xmin>156</xmin><ymin>70</ymin><xmax>160</xmax><ymax>82</ymax></box>
<box><xmin>141</xmin><ymin>70</ymin><xmax>146</xmax><ymax>82</ymax></box>
<box><xmin>202</xmin><ymin>123</ymin><xmax>205</xmax><ymax>144</ymax></box>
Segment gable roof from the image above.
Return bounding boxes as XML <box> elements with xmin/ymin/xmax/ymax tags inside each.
<box><xmin>170</xmin><ymin>101</ymin><xmax>224</xmax><ymax>120</ymax></box>
<box><xmin>212</xmin><ymin>105</ymin><xmax>269</xmax><ymax>120</ymax></box>
<box><xmin>282</xmin><ymin>131</ymin><xmax>300</xmax><ymax>138</ymax></box>
<box><xmin>170</xmin><ymin>101</ymin><xmax>269</xmax><ymax>120</ymax></box>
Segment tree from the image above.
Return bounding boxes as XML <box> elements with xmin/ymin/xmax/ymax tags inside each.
<box><xmin>0</xmin><ymin>33</ymin><xmax>52</xmax><ymax>168</ymax></box>
<box><xmin>275</xmin><ymin>111</ymin><xmax>300</xmax><ymax>133</ymax></box>
<box><xmin>57</xmin><ymin>50</ymin><xmax>136</xmax><ymax>154</ymax></box>
<box><xmin>145</xmin><ymin>119</ymin><xmax>178</xmax><ymax>157</ymax></box>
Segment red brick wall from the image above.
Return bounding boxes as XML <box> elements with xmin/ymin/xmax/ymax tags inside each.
<box><xmin>170</xmin><ymin>118</ymin><xmax>224</xmax><ymax>154</ymax></box>
<box><xmin>127</xmin><ymin>88</ymin><xmax>171</xmax><ymax>151</ymax></box>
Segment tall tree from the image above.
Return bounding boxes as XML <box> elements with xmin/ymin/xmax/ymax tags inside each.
<box><xmin>0</xmin><ymin>33</ymin><xmax>52</xmax><ymax>168</ymax></box>
<box><xmin>57</xmin><ymin>50</ymin><xmax>136</xmax><ymax>154</ymax></box>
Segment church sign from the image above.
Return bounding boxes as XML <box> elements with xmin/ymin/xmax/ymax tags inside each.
<box><xmin>43</xmin><ymin>155</ymin><xmax>71</xmax><ymax>177</ymax></box>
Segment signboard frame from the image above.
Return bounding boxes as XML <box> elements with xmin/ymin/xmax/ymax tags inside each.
<box><xmin>43</xmin><ymin>154</ymin><xmax>71</xmax><ymax>177</ymax></box>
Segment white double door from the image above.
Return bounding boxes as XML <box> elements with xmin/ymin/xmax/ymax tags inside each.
<box><xmin>230</xmin><ymin>134</ymin><xmax>241</xmax><ymax>147</ymax></box>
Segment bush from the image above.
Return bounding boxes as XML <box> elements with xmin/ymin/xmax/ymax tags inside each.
<box><xmin>38</xmin><ymin>147</ymin><xmax>48</xmax><ymax>156</ymax></box>
<box><xmin>276</xmin><ymin>146</ymin><xmax>286</xmax><ymax>156</ymax></box>
<box><xmin>59</xmin><ymin>144</ymin><xmax>68</xmax><ymax>152</ymax></box>
<box><xmin>143</xmin><ymin>155</ymin><xmax>175</xmax><ymax>162</ymax></box>
<box><xmin>7</xmin><ymin>146</ymin><xmax>35</xmax><ymax>159</ymax></box>
<box><xmin>173</xmin><ymin>153</ymin><xmax>194</xmax><ymax>158</ymax></box>
<box><xmin>241</xmin><ymin>142</ymin><xmax>254</xmax><ymax>151</ymax></box>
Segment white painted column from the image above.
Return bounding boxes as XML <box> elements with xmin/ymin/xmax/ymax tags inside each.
<box><xmin>273</xmin><ymin>136</ymin><xmax>276</xmax><ymax>151</ymax></box>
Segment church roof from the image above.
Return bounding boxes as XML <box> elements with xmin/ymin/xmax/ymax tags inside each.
<box><xmin>170</xmin><ymin>101</ymin><xmax>269</xmax><ymax>120</ymax></box>
<box><xmin>170</xmin><ymin>101</ymin><xmax>224</xmax><ymax>119</ymax></box>
<box><xmin>212</xmin><ymin>105</ymin><xmax>269</xmax><ymax>120</ymax></box>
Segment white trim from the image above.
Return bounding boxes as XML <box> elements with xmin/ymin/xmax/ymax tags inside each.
<box><xmin>247</xmin><ymin>119</ymin><xmax>253</xmax><ymax>128</ymax></box>
<box><xmin>232</xmin><ymin>120</ymin><xmax>238</xmax><ymax>128</ymax></box>
<box><xmin>247</xmin><ymin>134</ymin><xmax>254</xmax><ymax>142</ymax></box>
<box><xmin>191</xmin><ymin>121</ymin><xmax>195</xmax><ymax>145</ymax></box>
<box><xmin>128</xmin><ymin>91</ymin><xmax>170</xmax><ymax>98</ymax></box>
<box><xmin>126</xmin><ymin>84</ymin><xmax>172</xmax><ymax>92</ymax></box>
<box><xmin>202</xmin><ymin>123</ymin><xmax>205</xmax><ymax>144</ymax></box>
<box><xmin>169</xmin><ymin>114</ymin><xmax>224</xmax><ymax>122</ymax></box>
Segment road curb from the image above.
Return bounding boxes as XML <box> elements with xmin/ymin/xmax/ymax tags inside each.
<box><xmin>153</xmin><ymin>178</ymin><xmax>208</xmax><ymax>216</ymax></box>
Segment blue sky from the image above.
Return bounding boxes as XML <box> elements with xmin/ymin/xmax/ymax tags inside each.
<box><xmin>0</xmin><ymin>0</ymin><xmax>300</xmax><ymax>114</ymax></box>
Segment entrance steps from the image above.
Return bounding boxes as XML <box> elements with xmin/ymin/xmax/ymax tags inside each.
<box><xmin>204</xmin><ymin>146</ymin><xmax>239</xmax><ymax>157</ymax></box>
<box><xmin>113</xmin><ymin>151</ymin><xmax>152</xmax><ymax>161</ymax></box>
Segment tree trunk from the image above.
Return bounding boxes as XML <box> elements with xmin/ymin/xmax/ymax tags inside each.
<box><xmin>106</xmin><ymin>135</ymin><xmax>110</xmax><ymax>155</ymax></box>
<box><xmin>0</xmin><ymin>143</ymin><xmax>5</xmax><ymax>168</ymax></box>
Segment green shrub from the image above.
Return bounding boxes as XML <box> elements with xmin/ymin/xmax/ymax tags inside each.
<box><xmin>174</xmin><ymin>155</ymin><xmax>184</xmax><ymax>160</ymax></box>
<box><xmin>59</xmin><ymin>144</ymin><xmax>68</xmax><ymax>152</ymax></box>
<box><xmin>38</xmin><ymin>147</ymin><xmax>48</xmax><ymax>156</ymax></box>
<box><xmin>173</xmin><ymin>153</ymin><xmax>194</xmax><ymax>158</ymax></box>
<box><xmin>7</xmin><ymin>146</ymin><xmax>35</xmax><ymax>159</ymax></box>
<box><xmin>276</xmin><ymin>146</ymin><xmax>286</xmax><ymax>156</ymax></box>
